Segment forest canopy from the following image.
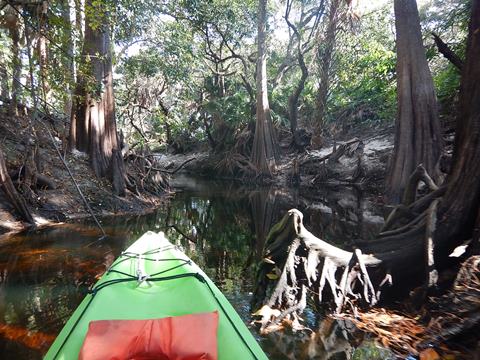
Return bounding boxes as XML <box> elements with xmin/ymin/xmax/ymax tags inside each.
<box><xmin>0</xmin><ymin>0</ymin><xmax>468</xmax><ymax>154</ymax></box>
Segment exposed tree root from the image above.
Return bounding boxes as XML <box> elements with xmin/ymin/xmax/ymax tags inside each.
<box><xmin>252</xmin><ymin>203</ymin><xmax>480</xmax><ymax>356</ymax></box>
<box><xmin>336</xmin><ymin>256</ymin><xmax>480</xmax><ymax>358</ymax></box>
<box><xmin>251</xmin><ymin>162</ymin><xmax>470</xmax><ymax>343</ymax></box>
<box><xmin>252</xmin><ymin>209</ymin><xmax>384</xmax><ymax>334</ymax></box>
<box><xmin>380</xmin><ymin>164</ymin><xmax>444</xmax><ymax>234</ymax></box>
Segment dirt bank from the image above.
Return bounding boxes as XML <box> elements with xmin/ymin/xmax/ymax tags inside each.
<box><xmin>155</xmin><ymin>125</ymin><xmax>394</xmax><ymax>195</ymax></box>
<box><xmin>0</xmin><ymin>109</ymin><xmax>169</xmax><ymax>236</ymax></box>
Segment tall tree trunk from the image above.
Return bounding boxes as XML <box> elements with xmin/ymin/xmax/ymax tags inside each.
<box><xmin>37</xmin><ymin>0</ymin><xmax>50</xmax><ymax>106</ymax></box>
<box><xmin>7</xmin><ymin>6</ymin><xmax>22</xmax><ymax>115</ymax></box>
<box><xmin>70</xmin><ymin>0</ymin><xmax>125</xmax><ymax>196</ymax></box>
<box><xmin>284</xmin><ymin>0</ymin><xmax>311</xmax><ymax>136</ymax></box>
<box><xmin>437</xmin><ymin>0</ymin><xmax>480</xmax><ymax>252</ymax></box>
<box><xmin>314</xmin><ymin>0</ymin><xmax>341</xmax><ymax>133</ymax></box>
<box><xmin>386</xmin><ymin>0</ymin><xmax>443</xmax><ymax>204</ymax></box>
<box><xmin>287</xmin><ymin>53</ymin><xmax>307</xmax><ymax>135</ymax></box>
<box><xmin>253</xmin><ymin>1</ymin><xmax>480</xmax><ymax>322</ymax></box>
<box><xmin>69</xmin><ymin>0</ymin><xmax>84</xmax><ymax>151</ymax></box>
<box><xmin>0</xmin><ymin>64</ymin><xmax>8</xmax><ymax>100</ymax></box>
<box><xmin>61</xmin><ymin>0</ymin><xmax>75</xmax><ymax>117</ymax></box>
<box><xmin>251</xmin><ymin>0</ymin><xmax>279</xmax><ymax>176</ymax></box>
<box><xmin>74</xmin><ymin>0</ymin><xmax>83</xmax><ymax>41</ymax></box>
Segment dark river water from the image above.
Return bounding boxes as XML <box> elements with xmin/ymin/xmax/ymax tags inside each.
<box><xmin>0</xmin><ymin>175</ymin><xmax>394</xmax><ymax>359</ymax></box>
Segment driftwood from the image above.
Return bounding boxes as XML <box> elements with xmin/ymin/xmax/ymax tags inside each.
<box><xmin>149</xmin><ymin>157</ymin><xmax>196</xmax><ymax>174</ymax></box>
<box><xmin>300</xmin><ymin>138</ymin><xmax>361</xmax><ymax>166</ymax></box>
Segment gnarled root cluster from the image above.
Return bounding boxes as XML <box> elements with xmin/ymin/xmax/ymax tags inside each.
<box><xmin>252</xmin><ymin>208</ymin><xmax>387</xmax><ymax>334</ymax></box>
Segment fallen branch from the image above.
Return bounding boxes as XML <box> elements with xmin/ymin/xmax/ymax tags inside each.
<box><xmin>432</xmin><ymin>32</ymin><xmax>463</xmax><ymax>70</ymax></box>
<box><xmin>148</xmin><ymin>157</ymin><xmax>196</xmax><ymax>174</ymax></box>
<box><xmin>300</xmin><ymin>138</ymin><xmax>361</xmax><ymax>166</ymax></box>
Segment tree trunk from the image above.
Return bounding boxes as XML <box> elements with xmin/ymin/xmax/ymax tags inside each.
<box><xmin>251</xmin><ymin>0</ymin><xmax>279</xmax><ymax>176</ymax></box>
<box><xmin>74</xmin><ymin>0</ymin><xmax>83</xmax><ymax>41</ymax></box>
<box><xmin>386</xmin><ymin>0</ymin><xmax>443</xmax><ymax>204</ymax></box>
<box><xmin>7</xmin><ymin>6</ymin><xmax>22</xmax><ymax>115</ymax></box>
<box><xmin>436</xmin><ymin>0</ymin><xmax>480</xmax><ymax>253</ymax></box>
<box><xmin>37</xmin><ymin>0</ymin><xmax>50</xmax><ymax>106</ymax></box>
<box><xmin>284</xmin><ymin>0</ymin><xmax>310</xmax><ymax>137</ymax></box>
<box><xmin>0</xmin><ymin>49</ymin><xmax>8</xmax><ymax>98</ymax></box>
<box><xmin>70</xmin><ymin>0</ymin><xmax>125</xmax><ymax>196</ymax></box>
<box><xmin>0</xmin><ymin>65</ymin><xmax>8</xmax><ymax>99</ymax></box>
<box><xmin>61</xmin><ymin>0</ymin><xmax>75</xmax><ymax>117</ymax></box>
<box><xmin>69</xmin><ymin>0</ymin><xmax>84</xmax><ymax>151</ymax></box>
<box><xmin>314</xmin><ymin>0</ymin><xmax>341</xmax><ymax>133</ymax></box>
<box><xmin>0</xmin><ymin>149</ymin><xmax>34</xmax><ymax>225</ymax></box>
<box><xmin>253</xmin><ymin>0</ymin><xmax>480</xmax><ymax>329</ymax></box>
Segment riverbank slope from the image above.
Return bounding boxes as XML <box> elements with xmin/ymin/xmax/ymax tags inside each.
<box><xmin>0</xmin><ymin>108</ymin><xmax>168</xmax><ymax>236</ymax></box>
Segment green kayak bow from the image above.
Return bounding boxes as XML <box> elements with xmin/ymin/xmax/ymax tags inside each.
<box><xmin>45</xmin><ymin>231</ymin><xmax>267</xmax><ymax>360</ymax></box>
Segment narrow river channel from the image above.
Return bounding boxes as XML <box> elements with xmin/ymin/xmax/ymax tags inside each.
<box><xmin>0</xmin><ymin>175</ymin><xmax>393</xmax><ymax>359</ymax></box>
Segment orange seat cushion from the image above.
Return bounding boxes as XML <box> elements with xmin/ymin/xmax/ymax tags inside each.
<box><xmin>78</xmin><ymin>311</ymin><xmax>218</xmax><ymax>360</ymax></box>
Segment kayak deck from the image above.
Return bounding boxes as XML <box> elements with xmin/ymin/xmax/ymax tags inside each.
<box><xmin>45</xmin><ymin>231</ymin><xmax>267</xmax><ymax>360</ymax></box>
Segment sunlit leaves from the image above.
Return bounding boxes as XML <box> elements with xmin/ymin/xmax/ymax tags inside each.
<box><xmin>327</xmin><ymin>5</ymin><xmax>397</xmax><ymax>123</ymax></box>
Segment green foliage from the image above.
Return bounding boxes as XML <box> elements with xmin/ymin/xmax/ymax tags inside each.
<box><xmin>327</xmin><ymin>6</ymin><xmax>397</xmax><ymax>125</ymax></box>
<box><xmin>1</xmin><ymin>0</ymin><xmax>469</xmax><ymax>153</ymax></box>
<box><xmin>434</xmin><ymin>63</ymin><xmax>461</xmax><ymax>107</ymax></box>
<box><xmin>420</xmin><ymin>0</ymin><xmax>468</xmax><ymax>117</ymax></box>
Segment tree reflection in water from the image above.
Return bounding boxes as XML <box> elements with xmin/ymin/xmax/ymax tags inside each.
<box><xmin>0</xmin><ymin>177</ymin><xmax>386</xmax><ymax>359</ymax></box>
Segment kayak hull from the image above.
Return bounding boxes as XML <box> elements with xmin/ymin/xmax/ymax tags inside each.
<box><xmin>45</xmin><ymin>231</ymin><xmax>267</xmax><ymax>360</ymax></box>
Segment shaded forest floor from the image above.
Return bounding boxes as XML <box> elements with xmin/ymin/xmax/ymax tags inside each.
<box><xmin>0</xmin><ymin>108</ymin><xmax>169</xmax><ymax>237</ymax></box>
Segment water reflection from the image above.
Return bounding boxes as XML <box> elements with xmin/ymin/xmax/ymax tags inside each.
<box><xmin>0</xmin><ymin>176</ymin><xmax>385</xmax><ymax>359</ymax></box>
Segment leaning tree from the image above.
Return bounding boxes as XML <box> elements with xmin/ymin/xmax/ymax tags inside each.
<box><xmin>69</xmin><ymin>0</ymin><xmax>125</xmax><ymax>195</ymax></box>
<box><xmin>253</xmin><ymin>0</ymin><xmax>480</xmax><ymax>336</ymax></box>
<box><xmin>386</xmin><ymin>0</ymin><xmax>443</xmax><ymax>204</ymax></box>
